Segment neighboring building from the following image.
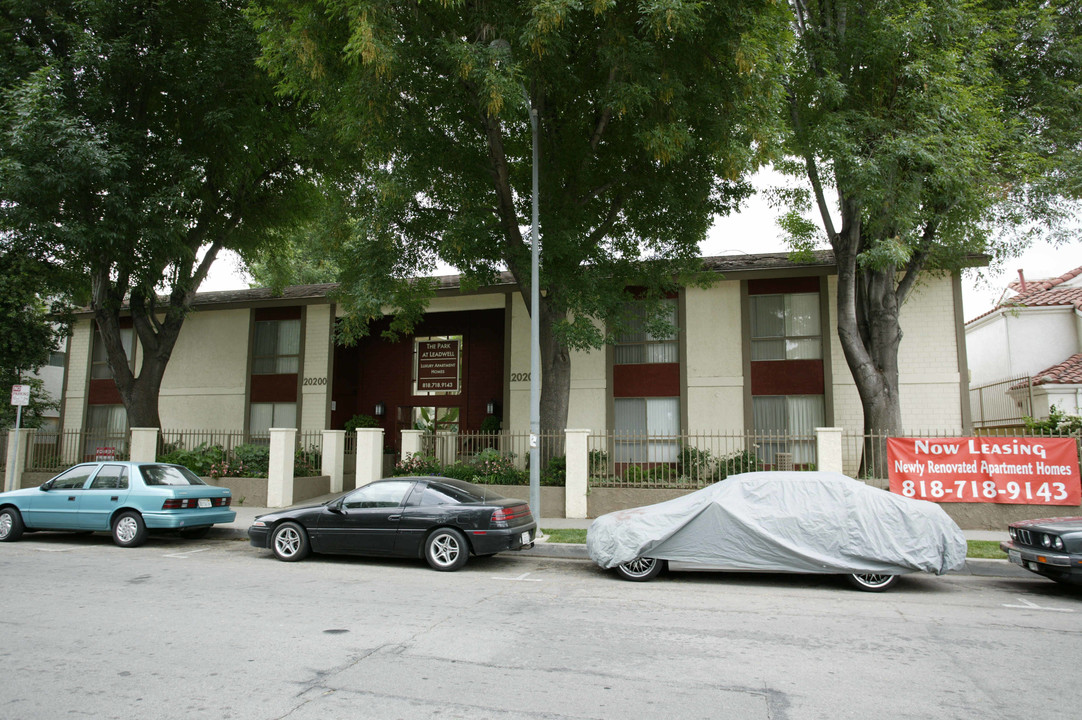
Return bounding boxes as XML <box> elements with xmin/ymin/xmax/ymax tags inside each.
<box><xmin>58</xmin><ymin>252</ymin><xmax>972</xmax><ymax>450</ymax></box>
<box><xmin>966</xmin><ymin>266</ymin><xmax>1082</xmax><ymax>426</ymax></box>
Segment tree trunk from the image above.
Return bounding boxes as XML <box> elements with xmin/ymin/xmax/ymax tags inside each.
<box><xmin>92</xmin><ymin>291</ymin><xmax>186</xmax><ymax>432</ymax></box>
<box><xmin>538</xmin><ymin>297</ymin><xmax>571</xmax><ymax>459</ymax></box>
<box><xmin>832</xmin><ymin>213</ymin><xmax>905</xmax><ymax>478</ymax></box>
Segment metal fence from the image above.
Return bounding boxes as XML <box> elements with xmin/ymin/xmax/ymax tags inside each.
<box><xmin>401</xmin><ymin>431</ymin><xmax>566</xmax><ymax>485</ymax></box>
<box><xmin>970</xmin><ymin>375</ymin><xmax>1033</xmax><ymax>428</ymax></box>
<box><xmin>587</xmin><ymin>430</ymin><xmax>817</xmax><ymax>489</ymax></box>
<box><xmin>157</xmin><ymin>429</ymin><xmax>323</xmax><ymax>477</ymax></box>
<box><xmin>20</xmin><ymin>428</ymin><xmax>130</xmax><ymax>472</ymax></box>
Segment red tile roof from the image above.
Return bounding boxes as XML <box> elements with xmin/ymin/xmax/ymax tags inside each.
<box><xmin>967</xmin><ymin>265</ymin><xmax>1082</xmax><ymax>324</ymax></box>
<box><xmin>1030</xmin><ymin>353</ymin><xmax>1082</xmax><ymax>387</ymax></box>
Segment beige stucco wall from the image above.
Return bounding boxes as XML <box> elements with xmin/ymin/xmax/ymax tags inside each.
<box><xmin>299</xmin><ymin>304</ymin><xmax>333</xmax><ymax>432</ymax></box>
<box><xmin>827</xmin><ymin>273</ymin><xmax>965</xmax><ymax>438</ymax></box>
<box><xmin>505</xmin><ymin>293</ymin><xmax>607</xmax><ymax>433</ymax></box>
<box><xmin>62</xmin><ymin>320</ymin><xmax>93</xmax><ymax>432</ymax></box>
<box><xmin>158</xmin><ymin>308</ymin><xmax>250</xmax><ymax>429</ymax></box>
<box><xmin>684</xmin><ymin>281</ymin><xmax>745</xmax><ymax>431</ymax></box>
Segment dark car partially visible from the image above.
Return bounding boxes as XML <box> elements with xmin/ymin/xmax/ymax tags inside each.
<box><xmin>249</xmin><ymin>476</ymin><xmax>536</xmax><ymax>571</ymax></box>
<box><xmin>1000</xmin><ymin>517</ymin><xmax>1082</xmax><ymax>586</ymax></box>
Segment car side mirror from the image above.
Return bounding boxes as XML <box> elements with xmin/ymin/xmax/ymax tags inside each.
<box><xmin>39</xmin><ymin>481</ymin><xmax>52</xmax><ymax>491</ymax></box>
<box><xmin>328</xmin><ymin>501</ymin><xmax>345</xmax><ymax>514</ymax></box>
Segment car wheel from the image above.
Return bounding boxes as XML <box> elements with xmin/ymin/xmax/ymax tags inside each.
<box><xmin>614</xmin><ymin>557</ymin><xmax>666</xmax><ymax>582</ymax></box>
<box><xmin>179</xmin><ymin>526</ymin><xmax>211</xmax><ymax>540</ymax></box>
<box><xmin>271</xmin><ymin>521</ymin><xmax>310</xmax><ymax>562</ymax></box>
<box><xmin>112</xmin><ymin>511</ymin><xmax>147</xmax><ymax>548</ymax></box>
<box><xmin>0</xmin><ymin>507</ymin><xmax>25</xmax><ymax>542</ymax></box>
<box><xmin>424</xmin><ymin>528</ymin><xmax>469</xmax><ymax>571</ymax></box>
<box><xmin>847</xmin><ymin>573</ymin><xmax>898</xmax><ymax>592</ymax></box>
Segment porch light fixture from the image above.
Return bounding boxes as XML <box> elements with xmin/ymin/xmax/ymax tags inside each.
<box><xmin>374</xmin><ymin>401</ymin><xmax>385</xmax><ymax>417</ymax></box>
<box><xmin>486</xmin><ymin>400</ymin><xmax>497</xmax><ymax>415</ymax></box>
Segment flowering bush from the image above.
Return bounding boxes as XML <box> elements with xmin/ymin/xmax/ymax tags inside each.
<box><xmin>393</xmin><ymin>453</ymin><xmax>442</xmax><ymax>476</ymax></box>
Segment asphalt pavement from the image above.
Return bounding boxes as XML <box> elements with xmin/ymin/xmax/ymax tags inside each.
<box><xmin>219</xmin><ymin>495</ymin><xmax>1028</xmax><ymax>578</ymax></box>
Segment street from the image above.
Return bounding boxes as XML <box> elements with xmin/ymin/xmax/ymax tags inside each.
<box><xmin>0</xmin><ymin>532</ymin><xmax>1078</xmax><ymax>720</ymax></box>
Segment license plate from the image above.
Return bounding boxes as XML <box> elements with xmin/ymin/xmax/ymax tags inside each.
<box><xmin>521</xmin><ymin>531</ymin><xmax>531</xmax><ymax>545</ymax></box>
<box><xmin>1008</xmin><ymin>549</ymin><xmax>1022</xmax><ymax>566</ymax></box>
<box><xmin>198</xmin><ymin>498</ymin><xmax>212</xmax><ymax>509</ymax></box>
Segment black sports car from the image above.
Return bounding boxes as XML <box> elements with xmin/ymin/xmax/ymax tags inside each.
<box><xmin>1000</xmin><ymin>517</ymin><xmax>1082</xmax><ymax>586</ymax></box>
<box><xmin>248</xmin><ymin>476</ymin><xmax>536</xmax><ymax>571</ymax></box>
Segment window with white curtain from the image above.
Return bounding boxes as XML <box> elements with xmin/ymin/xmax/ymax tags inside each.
<box><xmin>252</xmin><ymin>319</ymin><xmax>301</xmax><ymax>374</ymax></box>
<box><xmin>91</xmin><ymin>327</ymin><xmax>134</xmax><ymax>379</ymax></box>
<box><xmin>614</xmin><ymin>397</ymin><xmax>680</xmax><ymax>462</ymax></box>
<box><xmin>249</xmin><ymin>402</ymin><xmax>297</xmax><ymax>436</ymax></box>
<box><xmin>614</xmin><ymin>298</ymin><xmax>679</xmax><ymax>365</ymax></box>
<box><xmin>85</xmin><ymin>404</ymin><xmax>129</xmax><ymax>457</ymax></box>
<box><xmin>750</xmin><ymin>293</ymin><xmax>821</xmax><ymax>361</ymax></box>
<box><xmin>752</xmin><ymin>395</ymin><xmax>824</xmax><ymax>465</ymax></box>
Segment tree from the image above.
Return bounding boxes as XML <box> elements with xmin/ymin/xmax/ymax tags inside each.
<box><xmin>0</xmin><ymin>252</ymin><xmax>67</xmax><ymax>429</ymax></box>
<box><xmin>248</xmin><ymin>0</ymin><xmax>791</xmax><ymax>432</ymax></box>
<box><xmin>0</xmin><ymin>0</ymin><xmax>318</xmax><ymax>428</ymax></box>
<box><xmin>780</xmin><ymin>0</ymin><xmax>1080</xmax><ymax>459</ymax></box>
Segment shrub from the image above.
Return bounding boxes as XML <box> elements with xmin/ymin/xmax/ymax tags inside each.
<box><xmin>156</xmin><ymin>442</ymin><xmax>225</xmax><ymax>476</ymax></box>
<box><xmin>233</xmin><ymin>444</ymin><xmax>270</xmax><ymax>477</ymax></box>
<box><xmin>479</xmin><ymin>415</ymin><xmax>502</xmax><ymax>433</ymax></box>
<box><xmin>541</xmin><ymin>455</ymin><xmax>566</xmax><ymax>486</ymax></box>
<box><xmin>344</xmin><ymin>414</ymin><xmax>379</xmax><ymax>432</ymax></box>
<box><xmin>295</xmin><ymin>445</ymin><xmax>321</xmax><ymax>476</ymax></box>
<box><xmin>394</xmin><ymin>453</ymin><xmax>442</xmax><ymax>476</ymax></box>
<box><xmin>717</xmin><ymin>450</ymin><xmax>762</xmax><ymax>479</ymax></box>
<box><xmin>468</xmin><ymin>448</ymin><xmax>523</xmax><ymax>485</ymax></box>
<box><xmin>441</xmin><ymin>461</ymin><xmax>480</xmax><ymax>482</ymax></box>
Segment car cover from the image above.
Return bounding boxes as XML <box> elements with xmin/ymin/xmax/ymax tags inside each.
<box><xmin>586</xmin><ymin>471</ymin><xmax>967</xmax><ymax>576</ymax></box>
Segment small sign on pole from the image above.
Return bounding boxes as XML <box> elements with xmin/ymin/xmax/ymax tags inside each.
<box><xmin>11</xmin><ymin>384</ymin><xmax>30</xmax><ymax>406</ymax></box>
<box><xmin>7</xmin><ymin>384</ymin><xmax>30</xmax><ymax>492</ymax></box>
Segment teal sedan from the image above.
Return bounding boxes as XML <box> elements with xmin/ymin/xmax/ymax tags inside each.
<box><xmin>0</xmin><ymin>461</ymin><xmax>235</xmax><ymax>547</ymax></box>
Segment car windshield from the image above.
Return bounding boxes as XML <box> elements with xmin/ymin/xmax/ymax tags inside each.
<box><xmin>427</xmin><ymin>478</ymin><xmax>507</xmax><ymax>503</ymax></box>
<box><xmin>140</xmin><ymin>464</ymin><xmax>207</xmax><ymax>486</ymax></box>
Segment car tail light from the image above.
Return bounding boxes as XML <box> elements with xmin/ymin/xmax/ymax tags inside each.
<box><xmin>491</xmin><ymin>505</ymin><xmax>532</xmax><ymax>527</ymax></box>
<box><xmin>161</xmin><ymin>497</ymin><xmax>231</xmax><ymax>510</ymax></box>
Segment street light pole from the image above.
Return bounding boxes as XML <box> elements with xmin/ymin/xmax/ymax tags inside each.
<box><xmin>527</xmin><ymin>98</ymin><xmax>541</xmax><ymax>524</ymax></box>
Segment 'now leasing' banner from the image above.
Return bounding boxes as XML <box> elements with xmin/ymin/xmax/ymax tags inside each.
<box><xmin>887</xmin><ymin>437</ymin><xmax>1081</xmax><ymax>505</ymax></box>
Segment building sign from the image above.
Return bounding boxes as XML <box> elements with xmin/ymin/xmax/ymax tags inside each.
<box><xmin>95</xmin><ymin>447</ymin><xmax>116</xmax><ymax>461</ymax></box>
<box><xmin>415</xmin><ymin>338</ymin><xmax>461</xmax><ymax>394</ymax></box>
<box><xmin>887</xmin><ymin>437</ymin><xmax>1081</xmax><ymax>505</ymax></box>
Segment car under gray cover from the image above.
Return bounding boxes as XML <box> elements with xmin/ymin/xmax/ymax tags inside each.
<box><xmin>587</xmin><ymin>471</ymin><xmax>967</xmax><ymax>578</ymax></box>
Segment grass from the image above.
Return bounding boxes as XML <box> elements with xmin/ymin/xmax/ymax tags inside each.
<box><xmin>966</xmin><ymin>540</ymin><xmax>1008</xmax><ymax>559</ymax></box>
<box><xmin>541</xmin><ymin>529</ymin><xmax>1009</xmax><ymax>560</ymax></box>
<box><xmin>541</xmin><ymin>528</ymin><xmax>588</xmax><ymax>544</ymax></box>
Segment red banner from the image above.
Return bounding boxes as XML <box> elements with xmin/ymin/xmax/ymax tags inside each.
<box><xmin>887</xmin><ymin>437</ymin><xmax>1081</xmax><ymax>505</ymax></box>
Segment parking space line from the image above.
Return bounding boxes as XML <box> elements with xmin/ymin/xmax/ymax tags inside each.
<box><xmin>1002</xmin><ymin>597</ymin><xmax>1074</xmax><ymax>612</ymax></box>
<box><xmin>164</xmin><ymin>547</ymin><xmax>211</xmax><ymax>559</ymax></box>
<box><xmin>492</xmin><ymin>571</ymin><xmax>543</xmax><ymax>582</ymax></box>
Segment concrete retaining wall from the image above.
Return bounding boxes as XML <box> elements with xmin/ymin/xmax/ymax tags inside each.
<box><xmin>203</xmin><ymin>475</ymin><xmax>329</xmax><ymax>507</ymax></box>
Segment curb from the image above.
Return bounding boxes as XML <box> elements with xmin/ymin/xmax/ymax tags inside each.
<box><xmin>213</xmin><ymin>526</ymin><xmax>1027</xmax><ymax>578</ymax></box>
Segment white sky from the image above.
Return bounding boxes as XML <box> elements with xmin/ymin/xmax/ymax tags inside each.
<box><xmin>201</xmin><ymin>171</ymin><xmax>1082</xmax><ymax>323</ymax></box>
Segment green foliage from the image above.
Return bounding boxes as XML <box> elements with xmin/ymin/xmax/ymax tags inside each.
<box><xmin>247</xmin><ymin>0</ymin><xmax>792</xmax><ymax>429</ymax></box>
<box><xmin>472</xmin><ymin>448</ymin><xmax>527</xmax><ymax>486</ymax></box>
<box><xmin>157</xmin><ymin>442</ymin><xmax>227</xmax><ymax>476</ymax></box>
<box><xmin>233</xmin><ymin>444</ymin><xmax>271</xmax><ymax>478</ymax></box>
<box><xmin>393</xmin><ymin>453</ymin><xmax>443</xmax><ymax>477</ymax></box>
<box><xmin>479</xmin><ymin>415</ymin><xmax>502</xmax><ymax>433</ymax></box>
<box><xmin>294</xmin><ymin>445</ymin><xmax>321</xmax><ymax>477</ymax></box>
<box><xmin>778</xmin><ymin>0</ymin><xmax>1082</xmax><ymax>439</ymax></box>
<box><xmin>1024</xmin><ymin>406</ymin><xmax>1082</xmax><ymax>434</ymax></box>
<box><xmin>344</xmin><ymin>414</ymin><xmax>379</xmax><ymax>432</ymax></box>
<box><xmin>540</xmin><ymin>456</ymin><xmax>566</xmax><ymax>487</ymax></box>
<box><xmin>716</xmin><ymin>450</ymin><xmax>763</xmax><ymax>478</ymax></box>
<box><xmin>0</xmin><ymin>0</ymin><xmax>320</xmax><ymax>428</ymax></box>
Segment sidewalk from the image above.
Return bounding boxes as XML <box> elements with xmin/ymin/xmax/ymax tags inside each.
<box><xmin>218</xmin><ymin>499</ymin><xmax>1024</xmax><ymax>578</ymax></box>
